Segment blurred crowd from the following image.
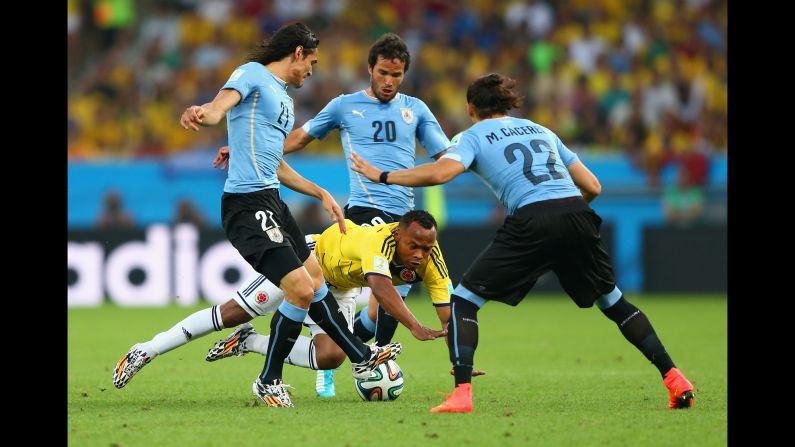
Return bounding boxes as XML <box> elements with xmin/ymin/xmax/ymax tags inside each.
<box><xmin>68</xmin><ymin>0</ymin><xmax>726</xmax><ymax>185</ymax></box>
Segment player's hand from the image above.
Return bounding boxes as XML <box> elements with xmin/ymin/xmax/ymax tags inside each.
<box><xmin>319</xmin><ymin>189</ymin><xmax>346</xmax><ymax>234</ymax></box>
<box><xmin>212</xmin><ymin>146</ymin><xmax>230</xmax><ymax>170</ymax></box>
<box><xmin>349</xmin><ymin>151</ymin><xmax>381</xmax><ymax>182</ymax></box>
<box><xmin>180</xmin><ymin>105</ymin><xmax>206</xmax><ymax>131</ymax></box>
<box><xmin>450</xmin><ymin>368</ymin><xmax>486</xmax><ymax>377</ymax></box>
<box><xmin>410</xmin><ymin>324</ymin><xmax>447</xmax><ymax>341</ymax></box>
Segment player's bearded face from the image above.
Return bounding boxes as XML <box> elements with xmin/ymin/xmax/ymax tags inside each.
<box><xmin>368</xmin><ymin>56</ymin><xmax>405</xmax><ymax>102</ymax></box>
<box><xmin>393</xmin><ymin>223</ymin><xmax>436</xmax><ymax>269</ymax></box>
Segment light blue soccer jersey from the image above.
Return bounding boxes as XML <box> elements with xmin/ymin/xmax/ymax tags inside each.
<box><xmin>302</xmin><ymin>91</ymin><xmax>449</xmax><ymax>215</ymax></box>
<box><xmin>222</xmin><ymin>62</ymin><xmax>294</xmax><ymax>193</ymax></box>
<box><xmin>441</xmin><ymin>117</ymin><xmax>582</xmax><ymax>214</ymax></box>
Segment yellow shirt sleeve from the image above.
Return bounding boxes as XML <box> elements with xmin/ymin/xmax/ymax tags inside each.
<box><xmin>360</xmin><ymin>230</ymin><xmax>395</xmax><ymax>278</ymax></box>
<box><xmin>420</xmin><ymin>243</ymin><xmax>453</xmax><ymax>305</ymax></box>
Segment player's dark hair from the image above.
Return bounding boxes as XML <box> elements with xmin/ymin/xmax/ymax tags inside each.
<box><xmin>399</xmin><ymin>210</ymin><xmax>437</xmax><ymax>230</ymax></box>
<box><xmin>368</xmin><ymin>33</ymin><xmax>411</xmax><ymax>72</ymax></box>
<box><xmin>246</xmin><ymin>22</ymin><xmax>319</xmax><ymax>65</ymax></box>
<box><xmin>466</xmin><ymin>73</ymin><xmax>523</xmax><ymax>119</ymax></box>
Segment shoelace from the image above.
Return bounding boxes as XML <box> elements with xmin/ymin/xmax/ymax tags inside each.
<box><xmin>272</xmin><ymin>383</ymin><xmax>295</xmax><ymax>402</ymax></box>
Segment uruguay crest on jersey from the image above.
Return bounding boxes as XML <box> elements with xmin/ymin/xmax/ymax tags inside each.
<box><xmin>400</xmin><ymin>107</ymin><xmax>414</xmax><ymax>124</ymax></box>
<box><xmin>266</xmin><ymin>227</ymin><xmax>283</xmax><ymax>243</ymax></box>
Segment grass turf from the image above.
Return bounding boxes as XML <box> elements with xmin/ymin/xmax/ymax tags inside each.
<box><xmin>69</xmin><ymin>294</ymin><xmax>726</xmax><ymax>446</ymax></box>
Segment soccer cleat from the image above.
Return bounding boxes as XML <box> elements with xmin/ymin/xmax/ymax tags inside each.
<box><xmin>252</xmin><ymin>378</ymin><xmax>294</xmax><ymax>407</ymax></box>
<box><xmin>112</xmin><ymin>344</ymin><xmax>152</xmax><ymax>389</ymax></box>
<box><xmin>351</xmin><ymin>342</ymin><xmax>402</xmax><ymax>380</ymax></box>
<box><xmin>315</xmin><ymin>369</ymin><xmax>336</xmax><ymax>398</ymax></box>
<box><xmin>206</xmin><ymin>323</ymin><xmax>256</xmax><ymax>362</ymax></box>
<box><xmin>663</xmin><ymin>367</ymin><xmax>695</xmax><ymax>409</ymax></box>
<box><xmin>430</xmin><ymin>383</ymin><xmax>473</xmax><ymax>413</ymax></box>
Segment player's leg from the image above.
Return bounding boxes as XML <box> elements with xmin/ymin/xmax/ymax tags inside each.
<box><xmin>222</xmin><ymin>190</ymin><xmax>321</xmax><ymax>407</ymax></box>
<box><xmin>373</xmin><ymin>284</ymin><xmax>411</xmax><ymax>345</ymax></box>
<box><xmin>595</xmin><ymin>290</ymin><xmax>694</xmax><ymax>408</ymax></box>
<box><xmin>206</xmin><ymin>283</ymin><xmax>356</xmax><ymax>375</ymax></box>
<box><xmin>205</xmin><ymin>273</ymin><xmax>285</xmax><ymax>361</ymax></box>
<box><xmin>252</xmin><ymin>249</ymin><xmax>314</xmax><ymax>400</ymax></box>
<box><xmin>431</xmin><ymin>213</ymin><xmax>546</xmax><ymax>413</ymax></box>
<box><xmin>301</xmin><ymin>252</ymin><xmax>401</xmax><ymax>379</ymax></box>
<box><xmin>311</xmin><ymin>289</ymin><xmax>356</xmax><ymax>397</ymax></box>
<box><xmin>112</xmin><ymin>300</ymin><xmax>245</xmax><ymax>389</ymax></box>
<box><xmin>554</xmin><ymin>206</ymin><xmax>694</xmax><ymax>409</ymax></box>
<box><xmin>352</xmin><ymin>291</ymin><xmax>377</xmax><ymax>341</ymax></box>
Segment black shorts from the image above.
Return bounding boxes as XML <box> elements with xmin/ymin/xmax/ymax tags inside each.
<box><xmin>221</xmin><ymin>188</ymin><xmax>310</xmax><ymax>282</ymax></box>
<box><xmin>460</xmin><ymin>197</ymin><xmax>616</xmax><ymax>308</ymax></box>
<box><xmin>344</xmin><ymin>205</ymin><xmax>403</xmax><ymax>226</ymax></box>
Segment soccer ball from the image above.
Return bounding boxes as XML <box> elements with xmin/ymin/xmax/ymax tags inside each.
<box><xmin>354</xmin><ymin>360</ymin><xmax>404</xmax><ymax>401</ymax></box>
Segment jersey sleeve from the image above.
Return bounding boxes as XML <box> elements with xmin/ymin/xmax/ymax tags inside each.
<box><xmin>301</xmin><ymin>96</ymin><xmax>342</xmax><ymax>140</ymax></box>
<box><xmin>360</xmin><ymin>231</ymin><xmax>394</xmax><ymax>279</ymax></box>
<box><xmin>553</xmin><ymin>132</ymin><xmax>579</xmax><ymax>166</ymax></box>
<box><xmin>222</xmin><ymin>64</ymin><xmax>255</xmax><ymax>100</ymax></box>
<box><xmin>415</xmin><ymin>100</ymin><xmax>450</xmax><ymax>158</ymax></box>
<box><xmin>439</xmin><ymin>131</ymin><xmax>478</xmax><ymax>169</ymax></box>
<box><xmin>420</xmin><ymin>244</ymin><xmax>453</xmax><ymax>306</ymax></box>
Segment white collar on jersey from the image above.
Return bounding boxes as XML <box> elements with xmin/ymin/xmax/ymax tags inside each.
<box><xmin>264</xmin><ymin>66</ymin><xmax>288</xmax><ymax>89</ymax></box>
<box><xmin>362</xmin><ymin>89</ymin><xmax>401</xmax><ymax>103</ymax></box>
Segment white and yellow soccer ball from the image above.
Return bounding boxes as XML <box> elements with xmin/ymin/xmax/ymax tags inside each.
<box><xmin>354</xmin><ymin>360</ymin><xmax>404</xmax><ymax>401</ymax></box>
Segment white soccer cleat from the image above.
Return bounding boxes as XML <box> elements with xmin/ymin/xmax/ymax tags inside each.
<box><xmin>112</xmin><ymin>344</ymin><xmax>152</xmax><ymax>389</ymax></box>
<box><xmin>252</xmin><ymin>378</ymin><xmax>295</xmax><ymax>407</ymax></box>
<box><xmin>351</xmin><ymin>342</ymin><xmax>402</xmax><ymax>380</ymax></box>
<box><xmin>206</xmin><ymin>323</ymin><xmax>256</xmax><ymax>362</ymax></box>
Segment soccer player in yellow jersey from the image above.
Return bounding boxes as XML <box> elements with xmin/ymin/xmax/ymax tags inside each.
<box><xmin>205</xmin><ymin>210</ymin><xmax>453</xmax><ymax>372</ymax></box>
<box><xmin>112</xmin><ymin>211</ymin><xmax>448</xmax><ymax>402</ymax></box>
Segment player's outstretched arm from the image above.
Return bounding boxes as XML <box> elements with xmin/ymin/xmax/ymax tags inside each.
<box><xmin>350</xmin><ymin>152</ymin><xmax>465</xmax><ymax>187</ymax></box>
<box><xmin>283</xmin><ymin>128</ymin><xmax>316</xmax><ymax>154</ymax></box>
<box><xmin>367</xmin><ymin>275</ymin><xmax>446</xmax><ymax>341</ymax></box>
<box><xmin>278</xmin><ymin>160</ymin><xmax>346</xmax><ymax>233</ymax></box>
<box><xmin>180</xmin><ymin>89</ymin><xmax>241</xmax><ymax>131</ymax></box>
<box><xmin>566</xmin><ymin>161</ymin><xmax>601</xmax><ymax>203</ymax></box>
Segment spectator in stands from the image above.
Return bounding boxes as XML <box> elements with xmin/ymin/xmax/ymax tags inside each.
<box><xmin>663</xmin><ymin>166</ymin><xmax>705</xmax><ymax>225</ymax></box>
<box><xmin>68</xmin><ymin>0</ymin><xmax>726</xmax><ymax>160</ymax></box>
<box><xmin>97</xmin><ymin>191</ymin><xmax>135</xmax><ymax>229</ymax></box>
<box><xmin>174</xmin><ymin>198</ymin><xmax>206</xmax><ymax>229</ymax></box>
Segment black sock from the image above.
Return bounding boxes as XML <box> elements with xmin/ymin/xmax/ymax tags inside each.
<box><xmin>308</xmin><ymin>292</ymin><xmax>370</xmax><ymax>363</ymax></box>
<box><xmin>600</xmin><ymin>297</ymin><xmax>675</xmax><ymax>378</ymax></box>
<box><xmin>449</xmin><ymin>295</ymin><xmax>479</xmax><ymax>386</ymax></box>
<box><xmin>259</xmin><ymin>310</ymin><xmax>304</xmax><ymax>384</ymax></box>
<box><xmin>353</xmin><ymin>310</ymin><xmax>375</xmax><ymax>342</ymax></box>
<box><xmin>375</xmin><ymin>297</ymin><xmax>404</xmax><ymax>346</ymax></box>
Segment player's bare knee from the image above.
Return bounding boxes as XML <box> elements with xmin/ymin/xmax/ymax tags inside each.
<box><xmin>316</xmin><ymin>343</ymin><xmax>346</xmax><ymax>369</ymax></box>
<box><xmin>219</xmin><ymin>300</ymin><xmax>252</xmax><ymax>326</ymax></box>
<box><xmin>303</xmin><ymin>255</ymin><xmax>326</xmax><ymax>290</ymax></box>
<box><xmin>280</xmin><ymin>268</ymin><xmax>315</xmax><ymax>307</ymax></box>
<box><xmin>283</xmin><ymin>285</ymin><xmax>313</xmax><ymax>308</ymax></box>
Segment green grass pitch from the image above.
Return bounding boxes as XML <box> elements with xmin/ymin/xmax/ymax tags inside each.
<box><xmin>69</xmin><ymin>295</ymin><xmax>726</xmax><ymax>446</ymax></box>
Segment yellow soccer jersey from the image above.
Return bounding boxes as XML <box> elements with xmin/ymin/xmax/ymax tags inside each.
<box><xmin>312</xmin><ymin>220</ymin><xmax>452</xmax><ymax>306</ymax></box>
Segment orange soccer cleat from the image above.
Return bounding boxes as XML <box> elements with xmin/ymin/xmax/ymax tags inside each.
<box><xmin>663</xmin><ymin>367</ymin><xmax>695</xmax><ymax>409</ymax></box>
<box><xmin>430</xmin><ymin>383</ymin><xmax>473</xmax><ymax>413</ymax></box>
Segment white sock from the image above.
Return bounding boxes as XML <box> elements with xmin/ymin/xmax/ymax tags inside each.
<box><xmin>141</xmin><ymin>305</ymin><xmax>225</xmax><ymax>358</ymax></box>
<box><xmin>243</xmin><ymin>334</ymin><xmax>318</xmax><ymax>370</ymax></box>
<box><xmin>354</xmin><ymin>287</ymin><xmax>371</xmax><ymax>308</ymax></box>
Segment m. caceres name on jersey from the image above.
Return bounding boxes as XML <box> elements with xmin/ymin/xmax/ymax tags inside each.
<box><xmin>485</xmin><ymin>125</ymin><xmax>544</xmax><ymax>144</ymax></box>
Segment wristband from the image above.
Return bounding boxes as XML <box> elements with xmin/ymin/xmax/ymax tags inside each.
<box><xmin>379</xmin><ymin>171</ymin><xmax>391</xmax><ymax>184</ymax></box>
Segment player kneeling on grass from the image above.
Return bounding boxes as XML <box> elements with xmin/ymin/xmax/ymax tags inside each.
<box><xmin>350</xmin><ymin>73</ymin><xmax>696</xmax><ymax>413</ymax></box>
<box><xmin>112</xmin><ymin>211</ymin><xmax>447</xmax><ymax>404</ymax></box>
